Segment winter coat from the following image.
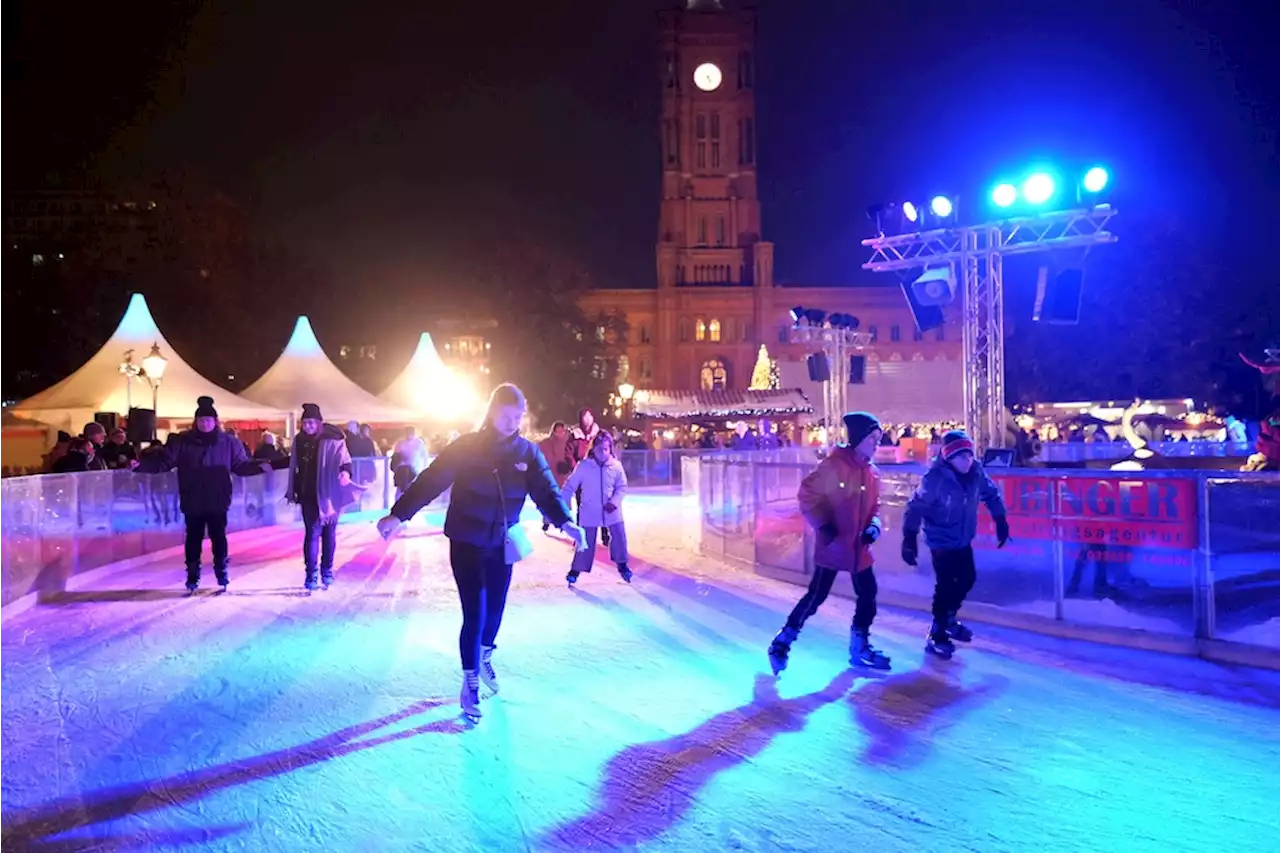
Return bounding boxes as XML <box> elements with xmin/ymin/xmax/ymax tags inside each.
<box><xmin>287</xmin><ymin>424</ymin><xmax>360</xmax><ymax>523</ymax></box>
<box><xmin>391</xmin><ymin>426</ymin><xmax>572</xmax><ymax>549</ymax></box>
<box><xmin>51</xmin><ymin>451</ymin><xmax>91</xmax><ymax>474</ymax></box>
<box><xmin>345</xmin><ymin>432</ymin><xmax>379</xmax><ymax>458</ymax></box>
<box><xmin>571</xmin><ymin>423</ymin><xmax>601</xmax><ymax>463</ymax></box>
<box><xmin>141</xmin><ymin>428</ymin><xmax>266</xmax><ymax>517</ymax></box>
<box><xmin>797</xmin><ymin>446</ymin><xmax>882</xmax><ymax>572</ymax></box>
<box><xmin>903</xmin><ymin>457</ymin><xmax>1007</xmax><ymax>551</ymax></box>
<box><xmin>539</xmin><ymin>434</ymin><xmax>576</xmax><ymax>487</ymax></box>
<box><xmin>561</xmin><ymin>456</ymin><xmax>627</xmax><ymax>528</ymax></box>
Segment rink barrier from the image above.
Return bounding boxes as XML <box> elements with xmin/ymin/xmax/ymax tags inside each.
<box><xmin>696</xmin><ymin>458</ymin><xmax>1280</xmax><ymax>670</ymax></box>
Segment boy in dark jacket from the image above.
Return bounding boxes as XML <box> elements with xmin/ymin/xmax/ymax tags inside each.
<box><xmin>141</xmin><ymin>397</ymin><xmax>271</xmax><ymax>592</ymax></box>
<box><xmin>768</xmin><ymin>411</ymin><xmax>890</xmax><ymax>674</ymax></box>
<box><xmin>902</xmin><ymin>429</ymin><xmax>1010</xmax><ymax>659</ymax></box>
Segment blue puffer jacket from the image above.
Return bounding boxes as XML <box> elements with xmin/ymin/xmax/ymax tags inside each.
<box><xmin>391</xmin><ymin>427</ymin><xmax>572</xmax><ymax>548</ymax></box>
<box><xmin>903</xmin><ymin>457</ymin><xmax>1007</xmax><ymax>550</ymax></box>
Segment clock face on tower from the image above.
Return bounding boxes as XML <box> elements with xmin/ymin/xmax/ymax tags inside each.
<box><xmin>693</xmin><ymin>62</ymin><xmax>722</xmax><ymax>92</ymax></box>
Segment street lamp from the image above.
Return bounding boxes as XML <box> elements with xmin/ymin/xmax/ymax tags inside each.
<box><xmin>618</xmin><ymin>382</ymin><xmax>636</xmax><ymax>421</ymax></box>
<box><xmin>140</xmin><ymin>342</ymin><xmax>169</xmax><ymax>412</ymax></box>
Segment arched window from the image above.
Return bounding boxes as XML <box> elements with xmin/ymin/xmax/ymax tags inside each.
<box><xmin>708</xmin><ymin>318</ymin><xmax>721</xmax><ymax>342</ymax></box>
<box><xmin>696</xmin><ymin>319</ymin><xmax>707</xmax><ymax>341</ymax></box>
<box><xmin>912</xmin><ymin>327</ymin><xmax>924</xmax><ymax>342</ymax></box>
<box><xmin>700</xmin><ymin>358</ymin><xmax>728</xmax><ymax>391</ymax></box>
<box><xmin>679</xmin><ymin>317</ymin><xmax>691</xmax><ymax>343</ymax></box>
<box><xmin>934</xmin><ymin>326</ymin><xmax>946</xmax><ymax>341</ymax></box>
<box><xmin>890</xmin><ymin>324</ymin><xmax>901</xmax><ymax>342</ymax></box>
<box><xmin>868</xmin><ymin>324</ymin><xmax>879</xmax><ymax>342</ymax></box>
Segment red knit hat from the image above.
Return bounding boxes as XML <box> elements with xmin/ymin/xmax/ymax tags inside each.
<box><xmin>941</xmin><ymin>429</ymin><xmax>975</xmax><ymax>460</ymax></box>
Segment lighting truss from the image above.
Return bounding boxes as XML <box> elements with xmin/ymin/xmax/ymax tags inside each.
<box><xmin>862</xmin><ymin>206</ymin><xmax>1119</xmax><ymax>451</ymax></box>
<box><xmin>789</xmin><ymin>325</ymin><xmax>873</xmax><ymax>445</ymax></box>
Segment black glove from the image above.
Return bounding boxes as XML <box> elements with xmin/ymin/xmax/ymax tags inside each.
<box><xmin>818</xmin><ymin>522</ymin><xmax>838</xmax><ymax>543</ymax></box>
<box><xmin>995</xmin><ymin>516</ymin><xmax>1011</xmax><ymax>548</ymax></box>
<box><xmin>860</xmin><ymin>524</ymin><xmax>880</xmax><ymax>546</ymax></box>
<box><xmin>901</xmin><ymin>531</ymin><xmax>919</xmax><ymax>566</ymax></box>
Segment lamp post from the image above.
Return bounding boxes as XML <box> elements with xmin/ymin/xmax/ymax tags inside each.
<box><xmin>119</xmin><ymin>349</ymin><xmax>141</xmax><ymax>409</ymax></box>
<box><xmin>618</xmin><ymin>382</ymin><xmax>636</xmax><ymax>421</ymax></box>
<box><xmin>140</xmin><ymin>342</ymin><xmax>169</xmax><ymax>413</ymax></box>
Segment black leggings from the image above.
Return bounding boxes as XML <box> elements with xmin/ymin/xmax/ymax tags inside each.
<box><xmin>931</xmin><ymin>545</ymin><xmax>977</xmax><ymax>623</ymax></box>
<box><xmin>786</xmin><ymin>566</ymin><xmax>879</xmax><ymax>633</ymax></box>
<box><xmin>450</xmin><ymin>540</ymin><xmax>514</xmax><ymax>671</ymax></box>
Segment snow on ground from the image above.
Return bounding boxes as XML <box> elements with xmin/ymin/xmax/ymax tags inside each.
<box><xmin>3</xmin><ymin>489</ymin><xmax>1279</xmax><ymax>853</ymax></box>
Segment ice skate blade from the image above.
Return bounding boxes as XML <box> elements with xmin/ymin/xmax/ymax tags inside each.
<box><xmin>852</xmin><ymin>659</ymin><xmax>892</xmax><ymax>671</ymax></box>
<box><xmin>925</xmin><ymin>645</ymin><xmax>955</xmax><ymax>661</ymax></box>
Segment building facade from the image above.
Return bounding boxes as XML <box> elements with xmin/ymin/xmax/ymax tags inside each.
<box><xmin>578</xmin><ymin>1</ymin><xmax>961</xmax><ymax>393</ymax></box>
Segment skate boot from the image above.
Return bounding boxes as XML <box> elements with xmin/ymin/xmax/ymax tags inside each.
<box><xmin>184</xmin><ymin>563</ymin><xmax>201</xmax><ymax>594</ymax></box>
<box><xmin>566</xmin><ymin>569</ymin><xmax>580</xmax><ymax>587</ymax></box>
<box><xmin>460</xmin><ymin>670</ymin><xmax>482</xmax><ymax>721</ymax></box>
<box><xmin>541</xmin><ymin>521</ymin><xmax>551</xmax><ymax>533</ymax></box>
<box><xmin>617</xmin><ymin>563</ymin><xmax>633</xmax><ymax>583</ymax></box>
<box><xmin>767</xmin><ymin>626</ymin><xmax>799</xmax><ymax>675</ymax></box>
<box><xmin>479</xmin><ymin>645</ymin><xmax>499</xmax><ymax>695</ymax></box>
<box><xmin>946</xmin><ymin>612</ymin><xmax>973</xmax><ymax>643</ymax></box>
<box><xmin>320</xmin><ymin>567</ymin><xmax>334</xmax><ymax>590</ymax></box>
<box><xmin>850</xmin><ymin>628</ymin><xmax>892</xmax><ymax>670</ymax></box>
<box><xmin>926</xmin><ymin>621</ymin><xmax>956</xmax><ymax>660</ymax></box>
<box><xmin>304</xmin><ymin>568</ymin><xmax>319</xmax><ymax>592</ymax></box>
<box><xmin>213</xmin><ymin>562</ymin><xmax>230</xmax><ymax>592</ymax></box>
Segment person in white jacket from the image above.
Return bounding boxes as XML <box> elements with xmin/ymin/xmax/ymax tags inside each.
<box><xmin>561</xmin><ymin>431</ymin><xmax>632</xmax><ymax>585</ymax></box>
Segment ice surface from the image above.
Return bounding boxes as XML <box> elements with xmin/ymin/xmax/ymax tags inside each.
<box><xmin>3</xmin><ymin>490</ymin><xmax>1279</xmax><ymax>852</ymax></box>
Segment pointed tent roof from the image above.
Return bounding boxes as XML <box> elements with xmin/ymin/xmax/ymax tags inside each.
<box><xmin>378</xmin><ymin>333</ymin><xmax>484</xmax><ymax>424</ymax></box>
<box><xmin>12</xmin><ymin>293</ymin><xmax>286</xmax><ymax>428</ymax></box>
<box><xmin>242</xmin><ymin>316</ymin><xmax>420</xmax><ymax>424</ymax></box>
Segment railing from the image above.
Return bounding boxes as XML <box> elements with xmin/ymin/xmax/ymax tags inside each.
<box><xmin>0</xmin><ymin>458</ymin><xmax>397</xmax><ymax>609</ymax></box>
<box><xmin>1037</xmin><ymin>440</ymin><xmax>1254</xmax><ymax>464</ymax></box>
<box><xmin>697</xmin><ymin>457</ymin><xmax>1280</xmax><ymax>664</ymax></box>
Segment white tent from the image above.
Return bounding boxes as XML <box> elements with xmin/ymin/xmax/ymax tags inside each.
<box><xmin>780</xmin><ymin>355</ymin><xmax>964</xmax><ymax>426</ymax></box>
<box><xmin>11</xmin><ymin>293</ymin><xmax>286</xmax><ymax>430</ymax></box>
<box><xmin>379</xmin><ymin>333</ymin><xmax>484</xmax><ymax>424</ymax></box>
<box><xmin>242</xmin><ymin>316</ymin><xmax>420</xmax><ymax>424</ymax></box>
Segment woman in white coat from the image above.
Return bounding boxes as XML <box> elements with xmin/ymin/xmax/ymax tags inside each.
<box><xmin>561</xmin><ymin>432</ymin><xmax>632</xmax><ymax>586</ymax></box>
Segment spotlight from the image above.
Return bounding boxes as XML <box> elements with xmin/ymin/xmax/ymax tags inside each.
<box><xmin>829</xmin><ymin>313</ymin><xmax>857</xmax><ymax>330</ymax></box>
<box><xmin>910</xmin><ymin>266</ymin><xmax>956</xmax><ymax>307</ymax></box>
<box><xmin>1022</xmin><ymin>172</ymin><xmax>1056</xmax><ymax>206</ymax></box>
<box><xmin>1082</xmin><ymin>166</ymin><xmax>1109</xmax><ymax>194</ymax></box>
<box><xmin>790</xmin><ymin>306</ymin><xmax>806</xmax><ymax>323</ymax></box>
<box><xmin>929</xmin><ymin>196</ymin><xmax>953</xmax><ymax>219</ymax></box>
<box><xmin>804</xmin><ymin>308</ymin><xmax>827</xmax><ymax>326</ymax></box>
<box><xmin>991</xmin><ymin>183</ymin><xmax>1018</xmax><ymax>208</ymax></box>
<box><xmin>902</xmin><ymin>202</ymin><xmax>919</xmax><ymax>223</ymax></box>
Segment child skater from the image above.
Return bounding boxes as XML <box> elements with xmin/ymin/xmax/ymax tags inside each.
<box><xmin>768</xmin><ymin>411</ymin><xmax>890</xmax><ymax>674</ymax></box>
<box><xmin>561</xmin><ymin>431</ymin><xmax>632</xmax><ymax>586</ymax></box>
<box><xmin>901</xmin><ymin>429</ymin><xmax>1009</xmax><ymax>660</ymax></box>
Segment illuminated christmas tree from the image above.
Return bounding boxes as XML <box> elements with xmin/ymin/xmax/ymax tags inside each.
<box><xmin>750</xmin><ymin>344</ymin><xmax>777</xmax><ymax>390</ymax></box>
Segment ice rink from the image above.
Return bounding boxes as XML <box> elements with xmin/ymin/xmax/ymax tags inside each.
<box><xmin>3</xmin><ymin>489</ymin><xmax>1278</xmax><ymax>852</ymax></box>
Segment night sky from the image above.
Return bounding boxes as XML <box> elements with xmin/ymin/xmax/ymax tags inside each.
<box><xmin>5</xmin><ymin>0</ymin><xmax>1279</xmax><ymax>388</ymax></box>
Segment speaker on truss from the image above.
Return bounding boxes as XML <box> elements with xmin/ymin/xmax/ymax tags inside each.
<box><xmin>899</xmin><ymin>280</ymin><xmax>946</xmax><ymax>333</ymax></box>
<box><xmin>806</xmin><ymin>353</ymin><xmax>831</xmax><ymax>382</ymax></box>
<box><xmin>126</xmin><ymin>408</ymin><xmax>157</xmax><ymax>445</ymax></box>
<box><xmin>848</xmin><ymin>355</ymin><xmax>866</xmax><ymax>384</ymax></box>
<box><xmin>1033</xmin><ymin>266</ymin><xmax>1085</xmax><ymax>325</ymax></box>
<box><xmin>93</xmin><ymin>411</ymin><xmax>118</xmax><ymax>432</ymax></box>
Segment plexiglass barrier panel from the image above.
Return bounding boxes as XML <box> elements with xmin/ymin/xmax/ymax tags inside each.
<box><xmin>1207</xmin><ymin>477</ymin><xmax>1280</xmax><ymax>650</ymax></box>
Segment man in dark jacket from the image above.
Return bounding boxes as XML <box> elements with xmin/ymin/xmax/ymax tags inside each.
<box><xmin>902</xmin><ymin>429</ymin><xmax>1010</xmax><ymax>660</ymax></box>
<box><xmin>141</xmin><ymin>396</ymin><xmax>271</xmax><ymax>592</ymax></box>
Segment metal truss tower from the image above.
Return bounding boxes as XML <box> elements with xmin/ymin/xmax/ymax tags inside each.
<box><xmin>789</xmin><ymin>325</ymin><xmax>873</xmax><ymax>445</ymax></box>
<box><xmin>863</xmin><ymin>206</ymin><xmax>1118</xmax><ymax>451</ymax></box>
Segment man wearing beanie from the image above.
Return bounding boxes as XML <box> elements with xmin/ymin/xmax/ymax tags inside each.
<box><xmin>137</xmin><ymin>396</ymin><xmax>272</xmax><ymax>592</ymax></box>
<box><xmin>287</xmin><ymin>403</ymin><xmax>359</xmax><ymax>590</ymax></box>
<box><xmin>902</xmin><ymin>428</ymin><xmax>1010</xmax><ymax>659</ymax></box>
<box><xmin>768</xmin><ymin>410</ymin><xmax>891</xmax><ymax>674</ymax></box>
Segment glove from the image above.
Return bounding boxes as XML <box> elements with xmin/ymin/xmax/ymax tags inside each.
<box><xmin>860</xmin><ymin>524</ymin><xmax>880</xmax><ymax>546</ymax></box>
<box><xmin>603</xmin><ymin>502</ymin><xmax>617</xmax><ymax>514</ymax></box>
<box><xmin>995</xmin><ymin>516</ymin><xmax>1011</xmax><ymax>548</ymax></box>
<box><xmin>818</xmin><ymin>522</ymin><xmax>838</xmax><ymax>543</ymax></box>
<box><xmin>901</xmin><ymin>532</ymin><xmax>919</xmax><ymax>566</ymax></box>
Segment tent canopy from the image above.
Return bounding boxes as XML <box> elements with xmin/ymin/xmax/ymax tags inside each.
<box><xmin>11</xmin><ymin>293</ymin><xmax>286</xmax><ymax>430</ymax></box>
<box><xmin>242</xmin><ymin>316</ymin><xmax>420</xmax><ymax>424</ymax></box>
<box><xmin>379</xmin><ymin>333</ymin><xmax>484</xmax><ymax>424</ymax></box>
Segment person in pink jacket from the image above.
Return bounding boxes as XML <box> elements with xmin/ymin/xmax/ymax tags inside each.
<box><xmin>561</xmin><ymin>432</ymin><xmax>632</xmax><ymax>586</ymax></box>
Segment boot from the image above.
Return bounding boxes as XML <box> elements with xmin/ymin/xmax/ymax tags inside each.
<box><xmin>767</xmin><ymin>626</ymin><xmax>799</xmax><ymax>675</ymax></box>
<box><xmin>946</xmin><ymin>612</ymin><xmax>973</xmax><ymax>643</ymax></box>
<box><xmin>850</xmin><ymin>628</ymin><xmax>891</xmax><ymax>670</ymax></box>
<box><xmin>926</xmin><ymin>621</ymin><xmax>956</xmax><ymax>660</ymax></box>
<box><xmin>320</xmin><ymin>567</ymin><xmax>334</xmax><ymax>589</ymax></box>
<box><xmin>617</xmin><ymin>563</ymin><xmax>633</xmax><ymax>583</ymax></box>
<box><xmin>479</xmin><ymin>645</ymin><xmax>499</xmax><ymax>695</ymax></box>
<box><xmin>566</xmin><ymin>569</ymin><xmax>580</xmax><ymax>587</ymax></box>
<box><xmin>601</xmin><ymin>528</ymin><xmax>612</xmax><ymax>547</ymax></box>
<box><xmin>460</xmin><ymin>670</ymin><xmax>482</xmax><ymax>720</ymax></box>
<box><xmin>304</xmin><ymin>568</ymin><xmax>319</xmax><ymax>591</ymax></box>
<box><xmin>185</xmin><ymin>563</ymin><xmax>201</xmax><ymax>593</ymax></box>
<box><xmin>213</xmin><ymin>563</ymin><xmax>230</xmax><ymax>591</ymax></box>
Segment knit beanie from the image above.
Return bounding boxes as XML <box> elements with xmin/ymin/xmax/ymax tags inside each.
<box><xmin>194</xmin><ymin>396</ymin><xmax>218</xmax><ymax>419</ymax></box>
<box><xmin>300</xmin><ymin>403</ymin><xmax>324</xmax><ymax>422</ymax></box>
<box><xmin>941</xmin><ymin>429</ymin><xmax>975</xmax><ymax>460</ymax></box>
<box><xmin>843</xmin><ymin>411</ymin><xmax>881</xmax><ymax>447</ymax></box>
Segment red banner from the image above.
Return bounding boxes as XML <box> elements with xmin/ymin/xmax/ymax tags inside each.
<box><xmin>982</xmin><ymin>474</ymin><xmax>1199</xmax><ymax>551</ymax></box>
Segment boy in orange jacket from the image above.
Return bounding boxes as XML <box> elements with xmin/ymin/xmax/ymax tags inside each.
<box><xmin>768</xmin><ymin>412</ymin><xmax>890</xmax><ymax>674</ymax></box>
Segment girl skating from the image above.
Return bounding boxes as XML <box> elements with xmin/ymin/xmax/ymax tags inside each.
<box><xmin>561</xmin><ymin>431</ymin><xmax>632</xmax><ymax>586</ymax></box>
<box><xmin>376</xmin><ymin>384</ymin><xmax>588</xmax><ymax>721</ymax></box>
<box><xmin>901</xmin><ymin>429</ymin><xmax>1009</xmax><ymax>660</ymax></box>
